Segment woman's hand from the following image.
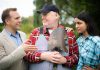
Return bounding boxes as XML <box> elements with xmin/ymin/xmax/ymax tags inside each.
<box><xmin>82</xmin><ymin>65</ymin><xmax>96</xmax><ymax>70</ymax></box>
<box><xmin>65</xmin><ymin>27</ymin><xmax>74</xmax><ymax>32</ymax></box>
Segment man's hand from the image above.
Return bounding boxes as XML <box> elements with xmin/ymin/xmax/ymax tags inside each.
<box><xmin>22</xmin><ymin>39</ymin><xmax>37</xmax><ymax>53</ymax></box>
<box><xmin>21</xmin><ymin>40</ymin><xmax>37</xmax><ymax>53</ymax></box>
<box><xmin>21</xmin><ymin>44</ymin><xmax>37</xmax><ymax>53</ymax></box>
<box><xmin>40</xmin><ymin>51</ymin><xmax>66</xmax><ymax>64</ymax></box>
<box><xmin>40</xmin><ymin>51</ymin><xmax>59</xmax><ymax>61</ymax></box>
<box><xmin>50</xmin><ymin>53</ymin><xmax>67</xmax><ymax>64</ymax></box>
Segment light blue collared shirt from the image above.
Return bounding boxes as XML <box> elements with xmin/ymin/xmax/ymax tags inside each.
<box><xmin>77</xmin><ymin>35</ymin><xmax>100</xmax><ymax>70</ymax></box>
<box><xmin>5</xmin><ymin>29</ymin><xmax>22</xmax><ymax>46</ymax></box>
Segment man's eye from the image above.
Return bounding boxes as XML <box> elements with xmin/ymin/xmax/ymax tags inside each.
<box><xmin>15</xmin><ymin>17</ymin><xmax>20</xmax><ymax>19</ymax></box>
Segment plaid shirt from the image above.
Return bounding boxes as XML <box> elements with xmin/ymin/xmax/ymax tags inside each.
<box><xmin>77</xmin><ymin>36</ymin><xmax>100</xmax><ymax>70</ymax></box>
<box><xmin>24</xmin><ymin>25</ymin><xmax>79</xmax><ymax>67</ymax></box>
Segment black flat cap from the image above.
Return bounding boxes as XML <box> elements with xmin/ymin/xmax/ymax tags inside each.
<box><xmin>37</xmin><ymin>4</ymin><xmax>59</xmax><ymax>15</ymax></box>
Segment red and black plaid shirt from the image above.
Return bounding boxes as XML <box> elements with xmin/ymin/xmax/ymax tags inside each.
<box><xmin>24</xmin><ymin>25</ymin><xmax>79</xmax><ymax>67</ymax></box>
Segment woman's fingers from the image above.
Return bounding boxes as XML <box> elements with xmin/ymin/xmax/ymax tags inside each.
<box><xmin>65</xmin><ymin>27</ymin><xmax>73</xmax><ymax>32</ymax></box>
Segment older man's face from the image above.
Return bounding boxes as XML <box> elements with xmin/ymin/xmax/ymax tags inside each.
<box><xmin>42</xmin><ymin>11</ymin><xmax>60</xmax><ymax>28</ymax></box>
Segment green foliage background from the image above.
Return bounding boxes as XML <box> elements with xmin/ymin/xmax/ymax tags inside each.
<box><xmin>0</xmin><ymin>0</ymin><xmax>100</xmax><ymax>69</ymax></box>
<box><xmin>0</xmin><ymin>0</ymin><xmax>100</xmax><ymax>35</ymax></box>
<box><xmin>33</xmin><ymin>0</ymin><xmax>100</xmax><ymax>33</ymax></box>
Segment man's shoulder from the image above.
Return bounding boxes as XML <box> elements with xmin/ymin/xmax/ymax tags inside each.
<box><xmin>0</xmin><ymin>32</ymin><xmax>5</xmax><ymax>44</ymax></box>
<box><xmin>92</xmin><ymin>36</ymin><xmax>100</xmax><ymax>42</ymax></box>
<box><xmin>18</xmin><ymin>31</ymin><xmax>26</xmax><ymax>36</ymax></box>
<box><xmin>0</xmin><ymin>31</ymin><xmax>4</xmax><ymax>38</ymax></box>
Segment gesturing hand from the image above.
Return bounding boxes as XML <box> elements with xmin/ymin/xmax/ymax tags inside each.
<box><xmin>22</xmin><ymin>39</ymin><xmax>37</xmax><ymax>53</ymax></box>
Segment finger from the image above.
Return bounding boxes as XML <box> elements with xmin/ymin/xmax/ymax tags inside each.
<box><xmin>53</xmin><ymin>51</ymin><xmax>59</xmax><ymax>55</ymax></box>
<box><xmin>65</xmin><ymin>27</ymin><xmax>73</xmax><ymax>32</ymax></box>
<box><xmin>82</xmin><ymin>66</ymin><xmax>89</xmax><ymax>69</ymax></box>
<box><xmin>27</xmin><ymin>47</ymin><xmax>37</xmax><ymax>51</ymax></box>
<box><xmin>52</xmin><ymin>58</ymin><xmax>60</xmax><ymax>62</ymax></box>
<box><xmin>26</xmin><ymin>49</ymin><xmax>37</xmax><ymax>51</ymax></box>
<box><xmin>67</xmin><ymin>28</ymin><xmax>73</xmax><ymax>32</ymax></box>
<box><xmin>65</xmin><ymin>27</ymin><xmax>69</xmax><ymax>30</ymax></box>
<box><xmin>51</xmin><ymin>55</ymin><xmax>62</xmax><ymax>62</ymax></box>
<box><xmin>53</xmin><ymin>55</ymin><xmax>62</xmax><ymax>59</ymax></box>
<box><xmin>26</xmin><ymin>47</ymin><xmax>37</xmax><ymax>51</ymax></box>
<box><xmin>28</xmin><ymin>46</ymin><xmax>37</xmax><ymax>48</ymax></box>
<box><xmin>51</xmin><ymin>61</ymin><xmax>59</xmax><ymax>64</ymax></box>
<box><xmin>53</xmin><ymin>53</ymin><xmax>62</xmax><ymax>58</ymax></box>
<box><xmin>27</xmin><ymin>48</ymin><xmax>37</xmax><ymax>50</ymax></box>
<box><xmin>84</xmin><ymin>65</ymin><xmax>89</xmax><ymax>68</ymax></box>
<box><xmin>24</xmin><ymin>39</ymin><xmax>31</xmax><ymax>44</ymax></box>
<box><xmin>25</xmin><ymin>44</ymin><xmax>36</xmax><ymax>47</ymax></box>
<box><xmin>51</xmin><ymin>59</ymin><xmax>60</xmax><ymax>64</ymax></box>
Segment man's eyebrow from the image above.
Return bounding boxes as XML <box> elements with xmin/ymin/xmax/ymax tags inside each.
<box><xmin>15</xmin><ymin>16</ymin><xmax>20</xmax><ymax>19</ymax></box>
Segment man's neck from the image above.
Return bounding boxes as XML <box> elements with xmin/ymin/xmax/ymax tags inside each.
<box><xmin>50</xmin><ymin>23</ymin><xmax>59</xmax><ymax>30</ymax></box>
<box><xmin>5</xmin><ymin>26</ymin><xmax>17</xmax><ymax>35</ymax></box>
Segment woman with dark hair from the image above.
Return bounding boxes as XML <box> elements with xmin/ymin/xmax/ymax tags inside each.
<box><xmin>74</xmin><ymin>12</ymin><xmax>100</xmax><ymax>70</ymax></box>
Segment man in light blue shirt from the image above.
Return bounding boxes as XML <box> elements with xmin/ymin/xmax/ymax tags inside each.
<box><xmin>5</xmin><ymin>29</ymin><xmax>22</xmax><ymax>46</ymax></box>
<box><xmin>0</xmin><ymin>8</ymin><xmax>37</xmax><ymax>70</ymax></box>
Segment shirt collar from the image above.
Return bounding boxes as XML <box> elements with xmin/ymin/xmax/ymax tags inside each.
<box><xmin>81</xmin><ymin>35</ymin><xmax>93</xmax><ymax>40</ymax></box>
<box><xmin>5</xmin><ymin>28</ymin><xmax>20</xmax><ymax>38</ymax></box>
<box><xmin>43</xmin><ymin>24</ymin><xmax>64</xmax><ymax>34</ymax></box>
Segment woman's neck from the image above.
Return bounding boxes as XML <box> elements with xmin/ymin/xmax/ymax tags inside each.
<box><xmin>83</xmin><ymin>31</ymin><xmax>89</xmax><ymax>37</ymax></box>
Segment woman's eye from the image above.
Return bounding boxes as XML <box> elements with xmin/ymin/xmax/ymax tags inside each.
<box><xmin>77</xmin><ymin>22</ymin><xmax>81</xmax><ymax>24</ymax></box>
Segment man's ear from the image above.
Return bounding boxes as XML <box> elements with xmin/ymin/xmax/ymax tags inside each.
<box><xmin>5</xmin><ymin>18</ymin><xmax>10</xmax><ymax>25</ymax></box>
<box><xmin>57</xmin><ymin>14</ymin><xmax>60</xmax><ymax>19</ymax></box>
<box><xmin>42</xmin><ymin>16</ymin><xmax>46</xmax><ymax>20</ymax></box>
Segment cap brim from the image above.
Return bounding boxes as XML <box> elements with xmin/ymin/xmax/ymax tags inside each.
<box><xmin>36</xmin><ymin>10</ymin><xmax>42</xmax><ymax>14</ymax></box>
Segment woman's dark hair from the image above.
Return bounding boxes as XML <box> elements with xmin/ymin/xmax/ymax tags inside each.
<box><xmin>75</xmin><ymin>11</ymin><xmax>100</xmax><ymax>36</ymax></box>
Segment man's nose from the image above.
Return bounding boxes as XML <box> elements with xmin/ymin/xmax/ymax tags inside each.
<box><xmin>19</xmin><ymin>18</ymin><xmax>22</xmax><ymax>23</ymax></box>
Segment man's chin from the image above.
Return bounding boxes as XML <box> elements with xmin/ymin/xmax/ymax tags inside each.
<box><xmin>16</xmin><ymin>27</ymin><xmax>21</xmax><ymax>30</ymax></box>
<box><xmin>44</xmin><ymin>25</ymin><xmax>52</xmax><ymax>29</ymax></box>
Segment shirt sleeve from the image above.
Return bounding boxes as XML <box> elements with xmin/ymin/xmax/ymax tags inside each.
<box><xmin>95</xmin><ymin>40</ymin><xmax>100</xmax><ymax>63</ymax></box>
<box><xmin>24</xmin><ymin>28</ymin><xmax>42</xmax><ymax>63</ymax></box>
<box><xmin>64</xmin><ymin>31</ymin><xmax>79</xmax><ymax>67</ymax></box>
<box><xmin>76</xmin><ymin>56</ymin><xmax>83</xmax><ymax>70</ymax></box>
